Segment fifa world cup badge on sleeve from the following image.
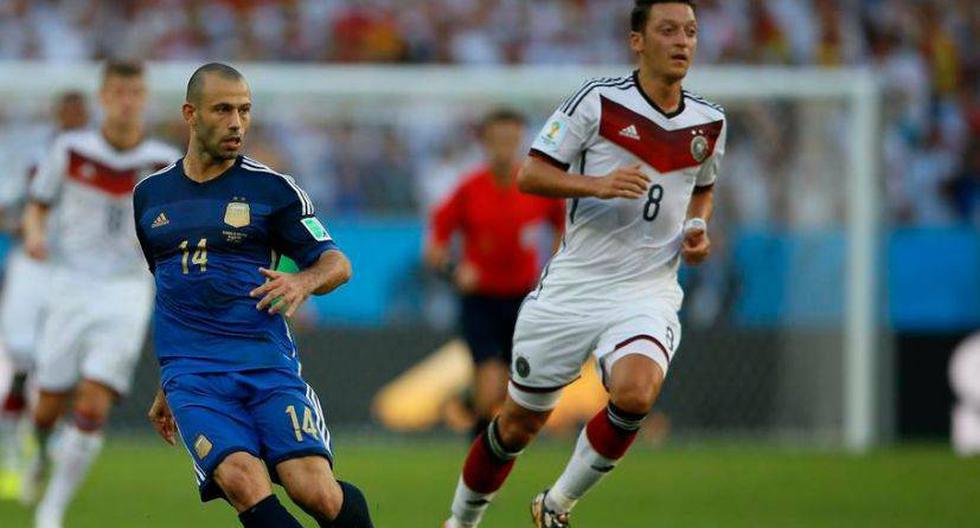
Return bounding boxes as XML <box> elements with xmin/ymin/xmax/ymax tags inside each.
<box><xmin>224</xmin><ymin>200</ymin><xmax>251</xmax><ymax>228</ymax></box>
<box><xmin>301</xmin><ymin>217</ymin><xmax>331</xmax><ymax>241</ymax></box>
<box><xmin>538</xmin><ymin>118</ymin><xmax>568</xmax><ymax>153</ymax></box>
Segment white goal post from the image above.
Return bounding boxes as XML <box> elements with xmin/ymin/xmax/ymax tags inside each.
<box><xmin>0</xmin><ymin>62</ymin><xmax>881</xmax><ymax>451</ymax></box>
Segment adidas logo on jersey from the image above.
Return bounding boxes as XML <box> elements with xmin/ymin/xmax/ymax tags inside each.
<box><xmin>151</xmin><ymin>212</ymin><xmax>170</xmax><ymax>228</ymax></box>
<box><xmin>618</xmin><ymin>124</ymin><xmax>641</xmax><ymax>140</ymax></box>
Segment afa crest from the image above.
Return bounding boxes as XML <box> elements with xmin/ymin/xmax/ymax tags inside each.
<box><xmin>224</xmin><ymin>200</ymin><xmax>250</xmax><ymax>228</ymax></box>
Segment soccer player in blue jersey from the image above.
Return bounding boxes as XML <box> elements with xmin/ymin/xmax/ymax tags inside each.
<box><xmin>133</xmin><ymin>63</ymin><xmax>374</xmax><ymax>528</ymax></box>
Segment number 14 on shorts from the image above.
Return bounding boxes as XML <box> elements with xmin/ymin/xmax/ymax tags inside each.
<box><xmin>285</xmin><ymin>405</ymin><xmax>317</xmax><ymax>442</ymax></box>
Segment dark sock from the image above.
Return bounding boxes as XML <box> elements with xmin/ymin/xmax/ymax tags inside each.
<box><xmin>239</xmin><ymin>495</ymin><xmax>304</xmax><ymax>528</ymax></box>
<box><xmin>317</xmin><ymin>481</ymin><xmax>373</xmax><ymax>528</ymax></box>
<box><xmin>470</xmin><ymin>417</ymin><xmax>491</xmax><ymax>441</ymax></box>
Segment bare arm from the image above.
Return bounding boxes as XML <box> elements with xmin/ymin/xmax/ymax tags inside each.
<box><xmin>250</xmin><ymin>249</ymin><xmax>352</xmax><ymax>317</ymax></box>
<box><xmin>687</xmin><ymin>186</ymin><xmax>714</xmax><ymax>223</ymax></box>
<box><xmin>517</xmin><ymin>157</ymin><xmax>651</xmax><ymax>200</ymax></box>
<box><xmin>22</xmin><ymin>201</ymin><xmax>50</xmax><ymax>260</ymax></box>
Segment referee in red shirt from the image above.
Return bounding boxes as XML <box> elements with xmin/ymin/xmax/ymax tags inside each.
<box><xmin>425</xmin><ymin>109</ymin><xmax>564</xmax><ymax>438</ymax></box>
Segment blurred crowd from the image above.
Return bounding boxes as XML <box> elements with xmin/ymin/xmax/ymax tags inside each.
<box><xmin>0</xmin><ymin>0</ymin><xmax>978</xmax><ymax>226</ymax></box>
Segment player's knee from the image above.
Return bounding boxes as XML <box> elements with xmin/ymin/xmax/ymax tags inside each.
<box><xmin>287</xmin><ymin>475</ymin><xmax>343</xmax><ymax>520</ymax></box>
<box><xmin>496</xmin><ymin>411</ymin><xmax>547</xmax><ymax>450</ymax></box>
<box><xmin>610</xmin><ymin>381</ymin><xmax>660</xmax><ymax>416</ymax></box>
<box><xmin>214</xmin><ymin>454</ymin><xmax>271</xmax><ymax>510</ymax></box>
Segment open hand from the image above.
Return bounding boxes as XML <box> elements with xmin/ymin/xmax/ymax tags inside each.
<box><xmin>250</xmin><ymin>267</ymin><xmax>314</xmax><ymax>318</ymax></box>
<box><xmin>147</xmin><ymin>390</ymin><xmax>176</xmax><ymax>446</ymax></box>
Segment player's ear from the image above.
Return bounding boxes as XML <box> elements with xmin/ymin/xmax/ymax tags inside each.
<box><xmin>181</xmin><ymin>102</ymin><xmax>196</xmax><ymax>125</ymax></box>
<box><xmin>629</xmin><ymin>31</ymin><xmax>644</xmax><ymax>54</ymax></box>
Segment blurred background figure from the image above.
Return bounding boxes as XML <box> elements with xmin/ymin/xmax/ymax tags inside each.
<box><xmin>0</xmin><ymin>90</ymin><xmax>88</xmax><ymax>501</ymax></box>
<box><xmin>949</xmin><ymin>333</ymin><xmax>980</xmax><ymax>457</ymax></box>
<box><xmin>424</xmin><ymin>109</ymin><xmax>564</xmax><ymax>438</ymax></box>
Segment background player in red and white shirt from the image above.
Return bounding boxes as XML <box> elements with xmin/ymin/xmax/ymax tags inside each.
<box><xmin>424</xmin><ymin>109</ymin><xmax>564</xmax><ymax>440</ymax></box>
<box><xmin>21</xmin><ymin>61</ymin><xmax>179</xmax><ymax>528</ymax></box>
<box><xmin>444</xmin><ymin>2</ymin><xmax>725</xmax><ymax>527</ymax></box>
<box><xmin>0</xmin><ymin>91</ymin><xmax>88</xmax><ymax>501</ymax></box>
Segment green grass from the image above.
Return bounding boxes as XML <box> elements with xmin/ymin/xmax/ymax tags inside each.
<box><xmin>1</xmin><ymin>438</ymin><xmax>978</xmax><ymax>527</ymax></box>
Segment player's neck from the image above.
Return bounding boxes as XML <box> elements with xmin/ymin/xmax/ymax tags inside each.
<box><xmin>184</xmin><ymin>148</ymin><xmax>236</xmax><ymax>183</ymax></box>
<box><xmin>100</xmin><ymin>122</ymin><xmax>143</xmax><ymax>151</ymax></box>
<box><xmin>635</xmin><ymin>67</ymin><xmax>683</xmax><ymax>114</ymax></box>
<box><xmin>489</xmin><ymin>162</ymin><xmax>515</xmax><ymax>186</ymax></box>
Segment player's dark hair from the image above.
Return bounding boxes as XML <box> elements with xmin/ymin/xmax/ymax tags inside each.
<box><xmin>479</xmin><ymin>107</ymin><xmax>527</xmax><ymax>135</ymax></box>
<box><xmin>102</xmin><ymin>60</ymin><xmax>144</xmax><ymax>85</ymax></box>
<box><xmin>631</xmin><ymin>0</ymin><xmax>696</xmax><ymax>32</ymax></box>
<box><xmin>186</xmin><ymin>62</ymin><xmax>246</xmax><ymax>105</ymax></box>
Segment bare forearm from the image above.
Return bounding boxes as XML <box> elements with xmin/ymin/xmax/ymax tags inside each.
<box><xmin>22</xmin><ymin>201</ymin><xmax>49</xmax><ymax>239</ymax></box>
<box><xmin>301</xmin><ymin>249</ymin><xmax>352</xmax><ymax>296</ymax></box>
<box><xmin>517</xmin><ymin>157</ymin><xmax>598</xmax><ymax>198</ymax></box>
<box><xmin>687</xmin><ymin>188</ymin><xmax>714</xmax><ymax>222</ymax></box>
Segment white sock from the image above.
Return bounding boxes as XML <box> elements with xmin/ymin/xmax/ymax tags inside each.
<box><xmin>448</xmin><ymin>476</ymin><xmax>495</xmax><ymax>527</ymax></box>
<box><xmin>35</xmin><ymin>426</ymin><xmax>103</xmax><ymax>525</ymax></box>
<box><xmin>545</xmin><ymin>427</ymin><xmax>619</xmax><ymax>514</ymax></box>
<box><xmin>0</xmin><ymin>412</ymin><xmax>21</xmax><ymax>471</ymax></box>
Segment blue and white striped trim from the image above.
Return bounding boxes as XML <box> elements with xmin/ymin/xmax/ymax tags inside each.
<box><xmin>173</xmin><ymin>420</ymin><xmax>207</xmax><ymax>484</ymax></box>
<box><xmin>240</xmin><ymin>156</ymin><xmax>314</xmax><ymax>215</ymax></box>
<box><xmin>304</xmin><ymin>383</ymin><xmax>332</xmax><ymax>457</ymax></box>
<box><xmin>133</xmin><ymin>160</ymin><xmax>178</xmax><ymax>191</ymax></box>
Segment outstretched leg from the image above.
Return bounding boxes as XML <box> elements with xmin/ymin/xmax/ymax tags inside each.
<box><xmin>446</xmin><ymin>384</ymin><xmax>558</xmax><ymax>527</ymax></box>
<box><xmin>542</xmin><ymin>352</ymin><xmax>664</xmax><ymax>520</ymax></box>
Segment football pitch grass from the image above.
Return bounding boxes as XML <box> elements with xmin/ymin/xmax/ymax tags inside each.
<box><xmin>0</xmin><ymin>437</ymin><xmax>977</xmax><ymax>527</ymax></box>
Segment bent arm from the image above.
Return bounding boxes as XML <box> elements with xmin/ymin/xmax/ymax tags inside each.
<box><xmin>517</xmin><ymin>157</ymin><xmax>598</xmax><ymax>198</ymax></box>
<box><xmin>687</xmin><ymin>186</ymin><xmax>714</xmax><ymax>223</ymax></box>
<box><xmin>300</xmin><ymin>249</ymin><xmax>352</xmax><ymax>296</ymax></box>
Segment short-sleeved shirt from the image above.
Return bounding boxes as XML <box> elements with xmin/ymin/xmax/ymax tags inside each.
<box><xmin>31</xmin><ymin>128</ymin><xmax>179</xmax><ymax>277</ymax></box>
<box><xmin>527</xmin><ymin>70</ymin><xmax>727</xmax><ymax>308</ymax></box>
<box><xmin>133</xmin><ymin>155</ymin><xmax>338</xmax><ymax>384</ymax></box>
<box><xmin>429</xmin><ymin>166</ymin><xmax>565</xmax><ymax>297</ymax></box>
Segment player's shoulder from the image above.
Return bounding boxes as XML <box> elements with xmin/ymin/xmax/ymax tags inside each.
<box><xmin>682</xmin><ymin>89</ymin><xmax>726</xmax><ymax>120</ymax></box>
<box><xmin>50</xmin><ymin>127</ymin><xmax>97</xmax><ymax>150</ymax></box>
<box><xmin>133</xmin><ymin>158</ymin><xmax>181</xmax><ymax>198</ymax></box>
<box><xmin>239</xmin><ymin>156</ymin><xmax>315</xmax><ymax>212</ymax></box>
<box><xmin>559</xmin><ymin>72</ymin><xmax>637</xmax><ymax>117</ymax></box>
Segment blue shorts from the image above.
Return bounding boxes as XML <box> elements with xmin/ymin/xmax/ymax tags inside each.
<box><xmin>163</xmin><ymin>367</ymin><xmax>333</xmax><ymax>502</ymax></box>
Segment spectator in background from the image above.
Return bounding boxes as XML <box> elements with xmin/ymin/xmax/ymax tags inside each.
<box><xmin>423</xmin><ymin>109</ymin><xmax>564</xmax><ymax>439</ymax></box>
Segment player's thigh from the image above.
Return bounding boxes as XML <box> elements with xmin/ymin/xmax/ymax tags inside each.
<box><xmin>34</xmin><ymin>288</ymin><xmax>89</xmax><ymax>393</ymax></box>
<box><xmin>509</xmin><ymin>298</ymin><xmax>598</xmax><ymax>411</ymax></box>
<box><xmin>164</xmin><ymin>373</ymin><xmax>262</xmax><ymax>502</ymax></box>
<box><xmin>0</xmin><ymin>250</ymin><xmax>48</xmax><ymax>370</ymax></box>
<box><xmin>593</xmin><ymin>304</ymin><xmax>681</xmax><ymax>390</ymax></box>
<box><xmin>79</xmin><ymin>277</ymin><xmax>153</xmax><ymax>396</ymax></box>
<box><xmin>246</xmin><ymin>369</ymin><xmax>333</xmax><ymax>475</ymax></box>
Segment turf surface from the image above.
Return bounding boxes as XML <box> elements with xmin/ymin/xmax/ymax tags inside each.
<box><xmin>0</xmin><ymin>438</ymin><xmax>977</xmax><ymax>527</ymax></box>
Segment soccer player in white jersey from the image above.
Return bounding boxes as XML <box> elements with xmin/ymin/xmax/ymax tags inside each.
<box><xmin>0</xmin><ymin>91</ymin><xmax>88</xmax><ymax>500</ymax></box>
<box><xmin>21</xmin><ymin>61</ymin><xmax>179</xmax><ymax>528</ymax></box>
<box><xmin>444</xmin><ymin>2</ymin><xmax>725</xmax><ymax>526</ymax></box>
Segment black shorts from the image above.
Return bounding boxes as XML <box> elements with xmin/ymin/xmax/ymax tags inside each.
<box><xmin>459</xmin><ymin>294</ymin><xmax>525</xmax><ymax>365</ymax></box>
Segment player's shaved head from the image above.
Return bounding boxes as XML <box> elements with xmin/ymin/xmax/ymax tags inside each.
<box><xmin>186</xmin><ymin>63</ymin><xmax>246</xmax><ymax>105</ymax></box>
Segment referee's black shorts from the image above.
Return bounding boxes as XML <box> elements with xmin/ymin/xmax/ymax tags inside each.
<box><xmin>459</xmin><ymin>293</ymin><xmax>525</xmax><ymax>366</ymax></box>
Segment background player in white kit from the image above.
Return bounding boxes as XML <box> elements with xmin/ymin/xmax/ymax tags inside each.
<box><xmin>0</xmin><ymin>91</ymin><xmax>89</xmax><ymax>500</ymax></box>
<box><xmin>444</xmin><ymin>2</ymin><xmax>725</xmax><ymax>527</ymax></box>
<box><xmin>21</xmin><ymin>61</ymin><xmax>179</xmax><ymax>528</ymax></box>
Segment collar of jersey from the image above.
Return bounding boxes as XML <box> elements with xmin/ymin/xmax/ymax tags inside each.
<box><xmin>179</xmin><ymin>155</ymin><xmax>242</xmax><ymax>185</ymax></box>
<box><xmin>631</xmin><ymin>70</ymin><xmax>686</xmax><ymax>120</ymax></box>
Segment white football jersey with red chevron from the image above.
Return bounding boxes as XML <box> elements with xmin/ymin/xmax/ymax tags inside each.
<box><xmin>529</xmin><ymin>71</ymin><xmax>726</xmax><ymax>308</ymax></box>
<box><xmin>31</xmin><ymin>129</ymin><xmax>179</xmax><ymax>277</ymax></box>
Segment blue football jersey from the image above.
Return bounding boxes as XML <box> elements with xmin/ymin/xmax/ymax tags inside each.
<box><xmin>133</xmin><ymin>156</ymin><xmax>338</xmax><ymax>384</ymax></box>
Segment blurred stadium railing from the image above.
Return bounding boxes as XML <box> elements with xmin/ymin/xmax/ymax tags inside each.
<box><xmin>0</xmin><ymin>62</ymin><xmax>885</xmax><ymax>450</ymax></box>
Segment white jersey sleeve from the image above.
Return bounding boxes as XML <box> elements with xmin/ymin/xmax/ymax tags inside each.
<box><xmin>29</xmin><ymin>134</ymin><xmax>69</xmax><ymax>204</ymax></box>
<box><xmin>529</xmin><ymin>79</ymin><xmax>609</xmax><ymax>169</ymax></box>
<box><xmin>695</xmin><ymin>118</ymin><xmax>726</xmax><ymax>188</ymax></box>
